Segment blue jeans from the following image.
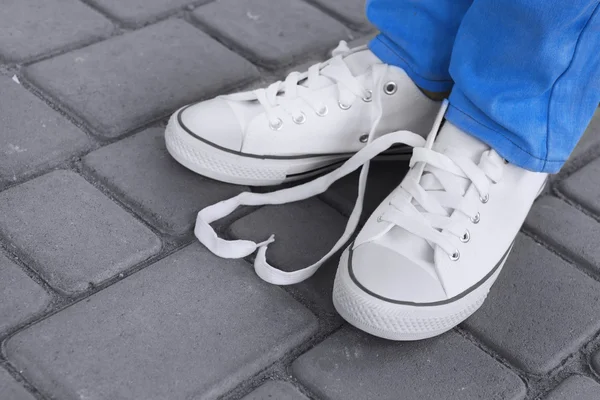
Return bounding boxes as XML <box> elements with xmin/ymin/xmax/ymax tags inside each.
<box><xmin>367</xmin><ymin>0</ymin><xmax>600</xmax><ymax>173</ymax></box>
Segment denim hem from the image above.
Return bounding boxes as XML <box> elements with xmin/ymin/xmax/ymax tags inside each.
<box><xmin>445</xmin><ymin>104</ymin><xmax>564</xmax><ymax>173</ymax></box>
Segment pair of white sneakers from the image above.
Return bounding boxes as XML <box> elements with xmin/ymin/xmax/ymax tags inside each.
<box><xmin>165</xmin><ymin>42</ymin><xmax>547</xmax><ymax>341</ymax></box>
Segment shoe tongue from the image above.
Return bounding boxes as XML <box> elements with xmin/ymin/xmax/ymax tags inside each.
<box><xmin>299</xmin><ymin>48</ymin><xmax>381</xmax><ymax>90</ymax></box>
<box><xmin>432</xmin><ymin>122</ymin><xmax>489</xmax><ymax>163</ymax></box>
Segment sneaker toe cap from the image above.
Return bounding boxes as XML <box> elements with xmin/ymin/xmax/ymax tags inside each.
<box><xmin>179</xmin><ymin>98</ymin><xmax>243</xmax><ymax>151</ymax></box>
<box><xmin>350</xmin><ymin>243</ymin><xmax>447</xmax><ymax>304</ymax></box>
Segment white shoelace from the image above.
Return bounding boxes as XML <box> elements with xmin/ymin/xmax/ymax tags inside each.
<box><xmin>224</xmin><ymin>41</ymin><xmax>374</xmax><ymax>129</ymax></box>
<box><xmin>196</xmin><ymin>88</ymin><xmax>502</xmax><ymax>285</ymax></box>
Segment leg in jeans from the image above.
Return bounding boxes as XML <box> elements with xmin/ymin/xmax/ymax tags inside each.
<box><xmin>367</xmin><ymin>0</ymin><xmax>473</xmax><ymax>93</ymax></box>
<box><xmin>447</xmin><ymin>0</ymin><xmax>600</xmax><ymax>172</ymax></box>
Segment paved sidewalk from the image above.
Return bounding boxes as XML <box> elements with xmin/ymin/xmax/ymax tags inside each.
<box><xmin>1</xmin><ymin>1</ymin><xmax>600</xmax><ymax>399</ymax></box>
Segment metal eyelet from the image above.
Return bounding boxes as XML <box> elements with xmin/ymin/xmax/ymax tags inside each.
<box><xmin>293</xmin><ymin>112</ymin><xmax>306</xmax><ymax>125</ymax></box>
<box><xmin>384</xmin><ymin>81</ymin><xmax>397</xmax><ymax>95</ymax></box>
<box><xmin>480</xmin><ymin>193</ymin><xmax>490</xmax><ymax>204</ymax></box>
<box><xmin>460</xmin><ymin>230</ymin><xmax>471</xmax><ymax>243</ymax></box>
<box><xmin>316</xmin><ymin>105</ymin><xmax>328</xmax><ymax>117</ymax></box>
<box><xmin>377</xmin><ymin>215</ymin><xmax>383</xmax><ymax>223</ymax></box>
<box><xmin>362</xmin><ymin>90</ymin><xmax>373</xmax><ymax>102</ymax></box>
<box><xmin>269</xmin><ymin>118</ymin><xmax>283</xmax><ymax>131</ymax></box>
<box><xmin>449</xmin><ymin>250</ymin><xmax>460</xmax><ymax>261</ymax></box>
<box><xmin>359</xmin><ymin>134</ymin><xmax>369</xmax><ymax>143</ymax></box>
<box><xmin>470</xmin><ymin>212</ymin><xmax>480</xmax><ymax>224</ymax></box>
<box><xmin>338</xmin><ymin>101</ymin><xmax>352</xmax><ymax>110</ymax></box>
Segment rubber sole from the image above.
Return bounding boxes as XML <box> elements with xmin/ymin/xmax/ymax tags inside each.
<box><xmin>332</xmin><ymin>246</ymin><xmax>508</xmax><ymax>341</ymax></box>
<box><xmin>165</xmin><ymin>112</ymin><xmax>412</xmax><ymax>186</ymax></box>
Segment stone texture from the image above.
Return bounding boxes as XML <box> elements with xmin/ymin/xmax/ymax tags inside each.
<box><xmin>566</xmin><ymin>108</ymin><xmax>600</xmax><ymax>163</ymax></box>
<box><xmin>242</xmin><ymin>381</ymin><xmax>309</xmax><ymax>400</ymax></box>
<box><xmin>83</xmin><ymin>128</ymin><xmax>246</xmax><ymax>235</ymax></box>
<box><xmin>321</xmin><ymin>159</ymin><xmax>409</xmax><ymax>220</ymax></box>
<box><xmin>5</xmin><ymin>243</ymin><xmax>317</xmax><ymax>400</ymax></box>
<box><xmin>293</xmin><ymin>328</ymin><xmax>525</xmax><ymax>400</ymax></box>
<box><xmin>560</xmin><ymin>158</ymin><xmax>600</xmax><ymax>217</ymax></box>
<box><xmin>228</xmin><ymin>198</ymin><xmax>346</xmax><ymax>313</ymax></box>
<box><xmin>0</xmin><ymin>170</ymin><xmax>161</xmax><ymax>295</ymax></box>
<box><xmin>0</xmin><ymin>253</ymin><xmax>50</xmax><ymax>333</ymax></box>
<box><xmin>88</xmin><ymin>0</ymin><xmax>205</xmax><ymax>26</ymax></box>
<box><xmin>525</xmin><ymin>196</ymin><xmax>600</xmax><ymax>273</ymax></box>
<box><xmin>0</xmin><ymin>368</ymin><xmax>35</xmax><ymax>400</ymax></box>
<box><xmin>25</xmin><ymin>19</ymin><xmax>259</xmax><ymax>138</ymax></box>
<box><xmin>543</xmin><ymin>376</ymin><xmax>600</xmax><ymax>400</ymax></box>
<box><xmin>309</xmin><ymin>0</ymin><xmax>372</xmax><ymax>31</ymax></box>
<box><xmin>592</xmin><ymin>351</ymin><xmax>600</xmax><ymax>376</ymax></box>
<box><xmin>0</xmin><ymin>76</ymin><xmax>90</xmax><ymax>181</ymax></box>
<box><xmin>192</xmin><ymin>0</ymin><xmax>351</xmax><ymax>67</ymax></box>
<box><xmin>463</xmin><ymin>235</ymin><xmax>600</xmax><ymax>374</ymax></box>
<box><xmin>0</xmin><ymin>0</ymin><xmax>112</xmax><ymax>62</ymax></box>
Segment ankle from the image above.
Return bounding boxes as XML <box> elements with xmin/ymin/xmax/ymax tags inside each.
<box><xmin>418</xmin><ymin>87</ymin><xmax>451</xmax><ymax>101</ymax></box>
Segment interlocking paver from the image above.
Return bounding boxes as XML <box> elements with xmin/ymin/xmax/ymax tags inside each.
<box><xmin>543</xmin><ymin>376</ymin><xmax>600</xmax><ymax>400</ymax></box>
<box><xmin>309</xmin><ymin>0</ymin><xmax>372</xmax><ymax>31</ymax></box>
<box><xmin>0</xmin><ymin>253</ymin><xmax>50</xmax><ymax>333</ymax></box>
<box><xmin>0</xmin><ymin>76</ymin><xmax>90</xmax><ymax>181</ymax></box>
<box><xmin>241</xmin><ymin>381</ymin><xmax>309</xmax><ymax>400</ymax></box>
<box><xmin>592</xmin><ymin>351</ymin><xmax>600</xmax><ymax>376</ymax></box>
<box><xmin>192</xmin><ymin>0</ymin><xmax>351</xmax><ymax>67</ymax></box>
<box><xmin>560</xmin><ymin>158</ymin><xmax>600</xmax><ymax>217</ymax></box>
<box><xmin>88</xmin><ymin>0</ymin><xmax>203</xmax><ymax>26</ymax></box>
<box><xmin>566</xmin><ymin>109</ymin><xmax>600</xmax><ymax>163</ymax></box>
<box><xmin>321</xmin><ymin>160</ymin><xmax>409</xmax><ymax>220</ymax></box>
<box><xmin>228</xmin><ymin>198</ymin><xmax>346</xmax><ymax>313</ymax></box>
<box><xmin>292</xmin><ymin>328</ymin><xmax>526</xmax><ymax>400</ymax></box>
<box><xmin>0</xmin><ymin>368</ymin><xmax>35</xmax><ymax>400</ymax></box>
<box><xmin>5</xmin><ymin>243</ymin><xmax>318</xmax><ymax>400</ymax></box>
<box><xmin>0</xmin><ymin>170</ymin><xmax>161</xmax><ymax>295</ymax></box>
<box><xmin>525</xmin><ymin>196</ymin><xmax>600</xmax><ymax>272</ymax></box>
<box><xmin>25</xmin><ymin>19</ymin><xmax>259</xmax><ymax>138</ymax></box>
<box><xmin>0</xmin><ymin>0</ymin><xmax>112</xmax><ymax>63</ymax></box>
<box><xmin>83</xmin><ymin>128</ymin><xmax>246</xmax><ymax>235</ymax></box>
<box><xmin>463</xmin><ymin>234</ymin><xmax>600</xmax><ymax>374</ymax></box>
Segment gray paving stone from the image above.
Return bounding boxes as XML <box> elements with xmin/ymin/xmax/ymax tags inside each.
<box><xmin>5</xmin><ymin>243</ymin><xmax>318</xmax><ymax>400</ymax></box>
<box><xmin>321</xmin><ymin>160</ymin><xmax>409</xmax><ymax>220</ymax></box>
<box><xmin>83</xmin><ymin>128</ymin><xmax>247</xmax><ymax>235</ymax></box>
<box><xmin>0</xmin><ymin>77</ymin><xmax>90</xmax><ymax>181</ymax></box>
<box><xmin>560</xmin><ymin>157</ymin><xmax>600</xmax><ymax>217</ymax></box>
<box><xmin>463</xmin><ymin>235</ymin><xmax>600</xmax><ymax>374</ymax></box>
<box><xmin>0</xmin><ymin>368</ymin><xmax>35</xmax><ymax>400</ymax></box>
<box><xmin>525</xmin><ymin>196</ymin><xmax>600</xmax><ymax>273</ymax></box>
<box><xmin>0</xmin><ymin>0</ymin><xmax>112</xmax><ymax>62</ymax></box>
<box><xmin>309</xmin><ymin>0</ymin><xmax>372</xmax><ymax>31</ymax></box>
<box><xmin>0</xmin><ymin>170</ymin><xmax>161</xmax><ymax>295</ymax></box>
<box><xmin>242</xmin><ymin>381</ymin><xmax>309</xmax><ymax>400</ymax></box>
<box><xmin>228</xmin><ymin>198</ymin><xmax>346</xmax><ymax>313</ymax></box>
<box><xmin>0</xmin><ymin>253</ymin><xmax>50</xmax><ymax>333</ymax></box>
<box><xmin>567</xmin><ymin>108</ymin><xmax>600</xmax><ymax>163</ymax></box>
<box><xmin>292</xmin><ymin>328</ymin><xmax>525</xmax><ymax>400</ymax></box>
<box><xmin>88</xmin><ymin>0</ymin><xmax>203</xmax><ymax>26</ymax></box>
<box><xmin>192</xmin><ymin>0</ymin><xmax>351</xmax><ymax>68</ymax></box>
<box><xmin>543</xmin><ymin>375</ymin><xmax>600</xmax><ymax>400</ymax></box>
<box><xmin>25</xmin><ymin>19</ymin><xmax>259</xmax><ymax>138</ymax></box>
<box><xmin>592</xmin><ymin>351</ymin><xmax>600</xmax><ymax>376</ymax></box>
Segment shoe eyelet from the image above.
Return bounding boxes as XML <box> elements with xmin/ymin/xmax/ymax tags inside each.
<box><xmin>377</xmin><ymin>215</ymin><xmax>383</xmax><ymax>223</ymax></box>
<box><xmin>384</xmin><ymin>81</ymin><xmax>397</xmax><ymax>95</ymax></box>
<box><xmin>470</xmin><ymin>212</ymin><xmax>480</xmax><ymax>224</ymax></box>
<box><xmin>362</xmin><ymin>90</ymin><xmax>373</xmax><ymax>102</ymax></box>
<box><xmin>460</xmin><ymin>230</ymin><xmax>470</xmax><ymax>243</ymax></box>
<box><xmin>359</xmin><ymin>134</ymin><xmax>369</xmax><ymax>143</ymax></box>
<box><xmin>338</xmin><ymin>101</ymin><xmax>352</xmax><ymax>110</ymax></box>
<box><xmin>480</xmin><ymin>193</ymin><xmax>489</xmax><ymax>204</ymax></box>
<box><xmin>316</xmin><ymin>106</ymin><xmax>328</xmax><ymax>117</ymax></box>
<box><xmin>449</xmin><ymin>250</ymin><xmax>460</xmax><ymax>261</ymax></box>
<box><xmin>269</xmin><ymin>118</ymin><xmax>283</xmax><ymax>131</ymax></box>
<box><xmin>293</xmin><ymin>112</ymin><xmax>306</xmax><ymax>125</ymax></box>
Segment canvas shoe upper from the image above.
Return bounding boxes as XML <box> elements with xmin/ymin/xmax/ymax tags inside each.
<box><xmin>332</xmin><ymin>119</ymin><xmax>548</xmax><ymax>341</ymax></box>
<box><xmin>165</xmin><ymin>41</ymin><xmax>440</xmax><ymax>186</ymax></box>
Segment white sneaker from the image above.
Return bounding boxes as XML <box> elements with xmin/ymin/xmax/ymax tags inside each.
<box><xmin>332</xmin><ymin>118</ymin><xmax>548</xmax><ymax>341</ymax></box>
<box><xmin>165</xmin><ymin>41</ymin><xmax>440</xmax><ymax>186</ymax></box>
